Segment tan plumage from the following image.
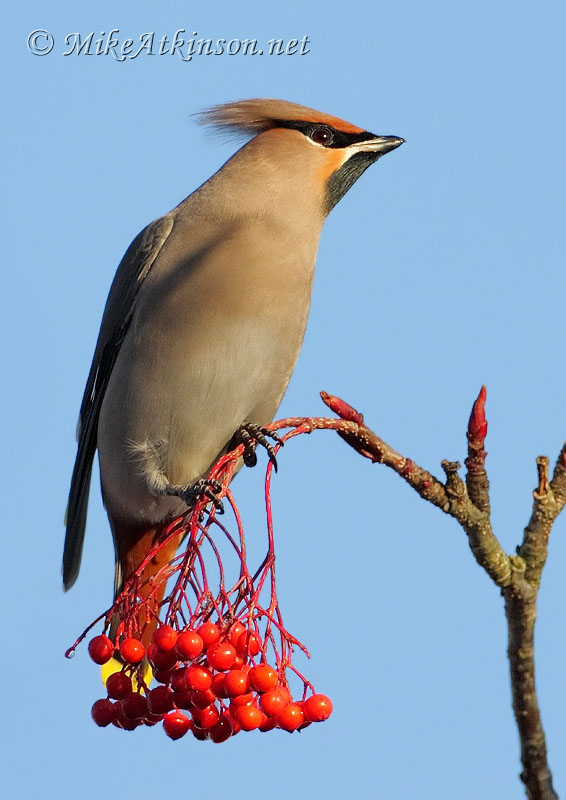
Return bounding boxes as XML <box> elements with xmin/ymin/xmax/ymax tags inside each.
<box><xmin>63</xmin><ymin>99</ymin><xmax>403</xmax><ymax>639</ymax></box>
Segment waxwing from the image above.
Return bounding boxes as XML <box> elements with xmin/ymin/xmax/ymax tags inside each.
<box><xmin>63</xmin><ymin>98</ymin><xmax>403</xmax><ymax>638</ymax></box>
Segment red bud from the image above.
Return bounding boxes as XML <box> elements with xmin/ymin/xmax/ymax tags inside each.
<box><xmin>468</xmin><ymin>386</ymin><xmax>487</xmax><ymax>442</ymax></box>
<box><xmin>320</xmin><ymin>392</ymin><xmax>364</xmax><ymax>425</ymax></box>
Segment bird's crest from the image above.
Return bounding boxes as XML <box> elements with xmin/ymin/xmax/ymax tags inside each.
<box><xmin>197</xmin><ymin>98</ymin><xmax>365</xmax><ymax>139</ymax></box>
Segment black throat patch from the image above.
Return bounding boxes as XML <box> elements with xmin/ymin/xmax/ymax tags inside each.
<box><xmin>325</xmin><ymin>150</ymin><xmax>380</xmax><ymax>213</ymax></box>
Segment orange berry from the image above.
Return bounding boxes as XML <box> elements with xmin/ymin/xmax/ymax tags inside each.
<box><xmin>260</xmin><ymin>688</ymin><xmax>290</xmax><ymax>717</ymax></box>
<box><xmin>175</xmin><ymin>630</ymin><xmax>203</xmax><ymax>661</ymax></box>
<box><xmin>152</xmin><ymin>625</ymin><xmax>178</xmax><ymax>652</ymax></box>
<box><xmin>227</xmin><ymin>621</ymin><xmax>246</xmax><ymax>644</ymax></box>
<box><xmin>249</xmin><ymin>664</ymin><xmax>278</xmax><ymax>693</ymax></box>
<box><xmin>303</xmin><ymin>693</ymin><xmax>333</xmax><ymax>722</ymax></box>
<box><xmin>206</xmin><ymin>642</ymin><xmax>237</xmax><ymax>671</ymax></box>
<box><xmin>236</xmin><ymin>630</ymin><xmax>261</xmax><ymax>658</ymax></box>
<box><xmin>211</xmin><ymin>672</ymin><xmax>228</xmax><ymax>699</ymax></box>
<box><xmin>185</xmin><ymin>664</ymin><xmax>212</xmax><ymax>691</ymax></box>
<box><xmin>197</xmin><ymin>621</ymin><xmax>220</xmax><ymax>647</ymax></box>
<box><xmin>277</xmin><ymin>702</ymin><xmax>304</xmax><ymax>732</ymax></box>
<box><xmin>223</xmin><ymin>669</ymin><xmax>251</xmax><ymax>697</ymax></box>
<box><xmin>119</xmin><ymin>638</ymin><xmax>145</xmax><ymax>664</ymax></box>
<box><xmin>229</xmin><ymin>692</ymin><xmax>255</xmax><ymax>707</ymax></box>
<box><xmin>233</xmin><ymin>704</ymin><xmax>263</xmax><ymax>731</ymax></box>
<box><xmin>259</xmin><ymin>714</ymin><xmax>277</xmax><ymax>732</ymax></box>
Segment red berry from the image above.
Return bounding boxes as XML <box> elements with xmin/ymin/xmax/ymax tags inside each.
<box><xmin>113</xmin><ymin>708</ymin><xmax>141</xmax><ymax>731</ymax></box>
<box><xmin>170</xmin><ymin>667</ymin><xmax>187</xmax><ymax>692</ymax></box>
<box><xmin>191</xmin><ymin>725</ymin><xmax>209</xmax><ymax>741</ymax></box>
<box><xmin>185</xmin><ymin>664</ymin><xmax>212</xmax><ymax>691</ymax></box>
<box><xmin>106</xmin><ymin>672</ymin><xmax>132</xmax><ymax>700</ymax></box>
<box><xmin>163</xmin><ymin>711</ymin><xmax>191</xmax><ymax>740</ymax></box>
<box><xmin>249</xmin><ymin>664</ymin><xmax>278</xmax><ymax>693</ymax></box>
<box><xmin>223</xmin><ymin>669</ymin><xmax>250</xmax><ymax>697</ymax></box>
<box><xmin>172</xmin><ymin>690</ymin><xmax>194</xmax><ymax>710</ymax></box>
<box><xmin>192</xmin><ymin>704</ymin><xmax>220</xmax><ymax>730</ymax></box>
<box><xmin>191</xmin><ymin>689</ymin><xmax>217</xmax><ymax>710</ymax></box>
<box><xmin>153</xmin><ymin>668</ymin><xmax>174</xmax><ymax>684</ymax></box>
<box><xmin>277</xmin><ymin>702</ymin><xmax>304</xmax><ymax>732</ymax></box>
<box><xmin>91</xmin><ymin>698</ymin><xmax>118</xmax><ymax>727</ymax></box>
<box><xmin>233</xmin><ymin>704</ymin><xmax>263</xmax><ymax>731</ymax></box>
<box><xmin>121</xmin><ymin>692</ymin><xmax>147</xmax><ymax>720</ymax></box>
<box><xmin>303</xmin><ymin>693</ymin><xmax>333</xmax><ymax>722</ymax></box>
<box><xmin>88</xmin><ymin>634</ymin><xmax>114</xmax><ymax>665</ymax></box>
<box><xmin>211</xmin><ymin>672</ymin><xmax>228</xmax><ymax>699</ymax></box>
<box><xmin>175</xmin><ymin>630</ymin><xmax>204</xmax><ymax>661</ymax></box>
<box><xmin>147</xmin><ymin>644</ymin><xmax>178</xmax><ymax>672</ymax></box>
<box><xmin>119</xmin><ymin>638</ymin><xmax>145</xmax><ymax>664</ymax></box>
<box><xmin>259</xmin><ymin>714</ymin><xmax>277</xmax><ymax>732</ymax></box>
<box><xmin>260</xmin><ymin>688</ymin><xmax>290</xmax><ymax>717</ymax></box>
<box><xmin>236</xmin><ymin>630</ymin><xmax>261</xmax><ymax>658</ymax></box>
<box><xmin>206</xmin><ymin>642</ymin><xmax>237</xmax><ymax>671</ymax></box>
<box><xmin>152</xmin><ymin>625</ymin><xmax>178</xmax><ymax>652</ymax></box>
<box><xmin>143</xmin><ymin>711</ymin><xmax>165</xmax><ymax>727</ymax></box>
<box><xmin>151</xmin><ymin>625</ymin><xmax>178</xmax><ymax>652</ymax></box>
<box><xmin>147</xmin><ymin>686</ymin><xmax>175</xmax><ymax>715</ymax></box>
<box><xmin>223</xmin><ymin>710</ymin><xmax>241</xmax><ymax>735</ymax></box>
<box><xmin>227</xmin><ymin>621</ymin><xmax>246</xmax><ymax>645</ymax></box>
<box><xmin>197</xmin><ymin>621</ymin><xmax>220</xmax><ymax>647</ymax></box>
<box><xmin>229</xmin><ymin>692</ymin><xmax>255</xmax><ymax>708</ymax></box>
<box><xmin>209</xmin><ymin>713</ymin><xmax>234</xmax><ymax>743</ymax></box>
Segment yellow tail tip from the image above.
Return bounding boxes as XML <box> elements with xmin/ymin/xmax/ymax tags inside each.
<box><xmin>100</xmin><ymin>657</ymin><xmax>153</xmax><ymax>691</ymax></box>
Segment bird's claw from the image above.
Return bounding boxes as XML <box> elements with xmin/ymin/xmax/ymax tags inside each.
<box><xmin>166</xmin><ymin>478</ymin><xmax>224</xmax><ymax>513</ymax></box>
<box><xmin>233</xmin><ymin>423</ymin><xmax>283</xmax><ymax>472</ymax></box>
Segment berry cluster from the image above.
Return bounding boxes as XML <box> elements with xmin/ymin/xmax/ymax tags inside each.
<box><xmin>69</xmin><ymin>420</ymin><xmax>343</xmax><ymax>743</ymax></box>
<box><xmin>89</xmin><ymin>621</ymin><xmax>332</xmax><ymax>740</ymax></box>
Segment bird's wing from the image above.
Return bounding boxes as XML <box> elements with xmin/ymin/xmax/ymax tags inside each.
<box><xmin>62</xmin><ymin>213</ymin><xmax>175</xmax><ymax>590</ymax></box>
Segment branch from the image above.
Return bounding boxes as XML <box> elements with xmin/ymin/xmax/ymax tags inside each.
<box><xmin>319</xmin><ymin>391</ymin><xmax>511</xmax><ymax>588</ymax></box>
<box><xmin>318</xmin><ymin>389</ymin><xmax>565</xmax><ymax>800</ymax></box>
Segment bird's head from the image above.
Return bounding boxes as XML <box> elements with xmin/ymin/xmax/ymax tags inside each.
<box><xmin>198</xmin><ymin>99</ymin><xmax>403</xmax><ymax>217</ymax></box>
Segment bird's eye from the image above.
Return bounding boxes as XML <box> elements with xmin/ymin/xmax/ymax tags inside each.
<box><xmin>309</xmin><ymin>125</ymin><xmax>334</xmax><ymax>146</ymax></box>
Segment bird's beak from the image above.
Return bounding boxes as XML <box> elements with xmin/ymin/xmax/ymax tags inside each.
<box><xmin>353</xmin><ymin>135</ymin><xmax>405</xmax><ymax>155</ymax></box>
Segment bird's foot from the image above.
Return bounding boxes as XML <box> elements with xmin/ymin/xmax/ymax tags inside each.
<box><xmin>165</xmin><ymin>478</ymin><xmax>224</xmax><ymax>513</ymax></box>
<box><xmin>232</xmin><ymin>423</ymin><xmax>283</xmax><ymax>471</ymax></box>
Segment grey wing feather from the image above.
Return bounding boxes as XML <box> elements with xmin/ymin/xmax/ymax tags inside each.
<box><xmin>62</xmin><ymin>214</ymin><xmax>174</xmax><ymax>590</ymax></box>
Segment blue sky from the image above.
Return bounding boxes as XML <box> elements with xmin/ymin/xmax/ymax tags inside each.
<box><xmin>4</xmin><ymin>1</ymin><xmax>565</xmax><ymax>798</ymax></box>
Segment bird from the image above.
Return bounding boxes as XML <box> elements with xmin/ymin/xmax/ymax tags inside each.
<box><xmin>63</xmin><ymin>98</ymin><xmax>403</xmax><ymax>640</ymax></box>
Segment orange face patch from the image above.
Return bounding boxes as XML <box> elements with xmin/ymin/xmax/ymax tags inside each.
<box><xmin>314</xmin><ymin>147</ymin><xmax>349</xmax><ymax>185</ymax></box>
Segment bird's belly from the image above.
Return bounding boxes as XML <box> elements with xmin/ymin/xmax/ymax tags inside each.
<box><xmin>97</xmin><ymin>308</ymin><xmax>304</xmax><ymax>523</ymax></box>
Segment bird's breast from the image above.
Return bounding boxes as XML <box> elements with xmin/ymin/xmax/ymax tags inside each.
<box><xmin>98</xmin><ymin>216</ymin><xmax>320</xmax><ymax>522</ymax></box>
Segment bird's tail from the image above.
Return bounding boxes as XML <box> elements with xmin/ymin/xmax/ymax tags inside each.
<box><xmin>109</xmin><ymin>519</ymin><xmax>184</xmax><ymax>650</ymax></box>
